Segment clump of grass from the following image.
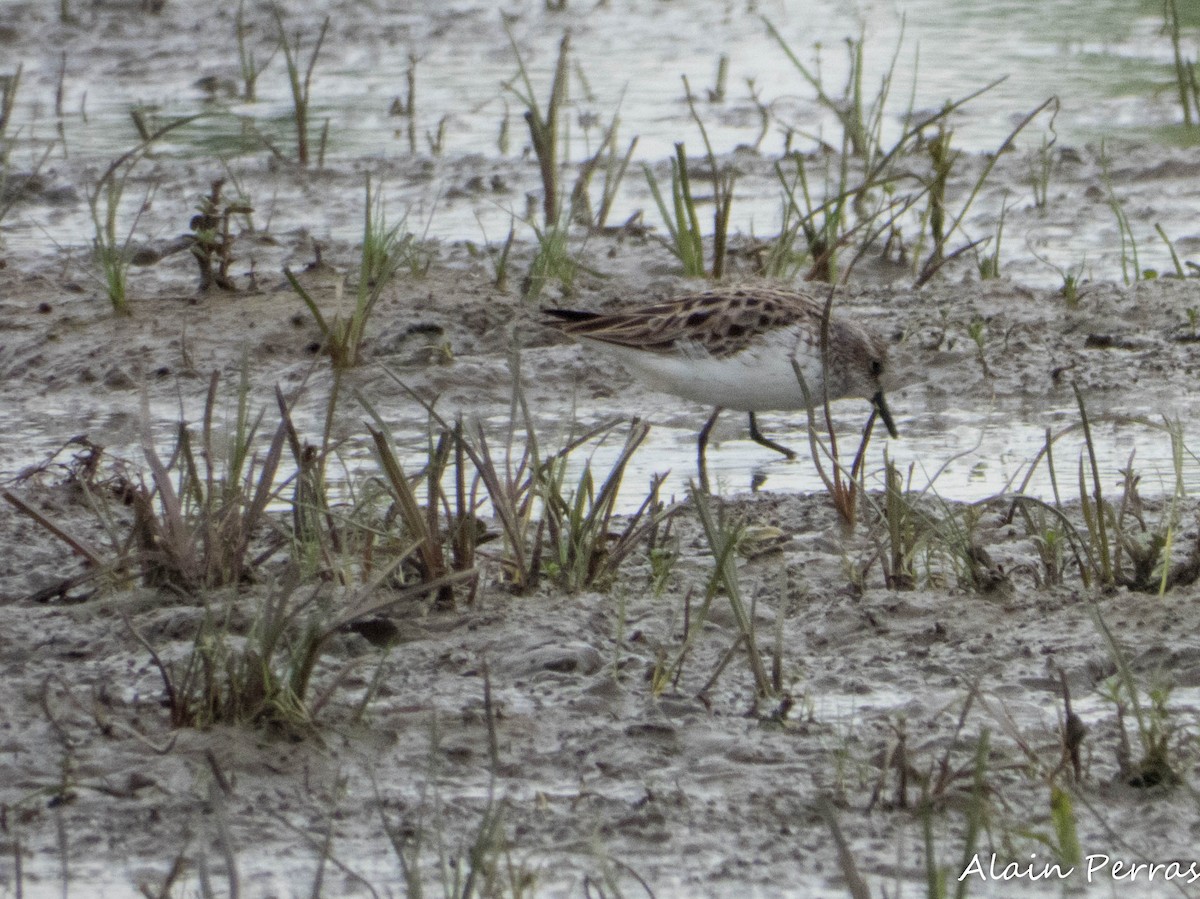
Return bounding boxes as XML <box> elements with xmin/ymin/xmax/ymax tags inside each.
<box><xmin>127</xmin><ymin>560</ymin><xmax>450</xmax><ymax>732</ymax></box>
<box><xmin>87</xmin><ymin>115</ymin><xmax>197</xmax><ymax>314</ymax></box>
<box><xmin>90</xmin><ymin>199</ymin><xmax>139</xmax><ymax>314</ymax></box>
<box><xmin>367</xmin><ymin>421</ymin><xmax>478</xmax><ymax>609</ymax></box>
<box><xmin>11</xmin><ymin>372</ymin><xmax>294</xmax><ymax>595</ymax></box>
<box><xmin>861</xmin><ymin>456</ymin><xmax>1005</xmax><ymax>594</ymax></box>
<box><xmin>276</xmin><ymin>377</ymin><xmax>480</xmax><ymax>608</ymax></box>
<box><xmin>683</xmin><ymin>76</ymin><xmax>736</xmax><ymax>278</ymax></box>
<box><xmin>522</xmin><ymin>217</ymin><xmax>576</xmax><ymax>300</ymax></box>
<box><xmin>753</xmin><ymin>159</ymin><xmax>818</xmax><ymax>280</ymax></box>
<box><xmin>126</xmin><ymin>572</ymin><xmax>316</xmax><ymax>731</ymax></box>
<box><xmin>541</xmin><ymin>419</ymin><xmax>663</xmax><ymax>592</ymax></box>
<box><xmin>101</xmin><ymin>377</ymin><xmax>476</xmax><ymax>731</ymax></box>
<box><xmin>770</xmin><ymin>148</ymin><xmax>926</xmax><ymax>283</ymax></box>
<box><xmin>421</xmin><ymin>362</ymin><xmax>547</xmax><ymax>594</ymax></box>
<box><xmin>651</xmin><ymin>488</ymin><xmax>773</xmax><ymax>699</ymax></box>
<box><xmin>643</xmin><ymin>77</ymin><xmax>737</xmax><ymax>279</ymax></box>
<box><xmin>880</xmin><ymin>457</ymin><xmax>920</xmax><ymax>589</ymax></box>
<box><xmin>1163</xmin><ymin>0</ymin><xmax>1200</xmax><ymax>127</ymax></box>
<box><xmin>1028</xmin><ymin>244</ymin><xmax>1088</xmax><ymax>307</ymax></box>
<box><xmin>504</xmin><ymin>30</ymin><xmax>599</xmax><ymax>300</ymax></box>
<box><xmin>287</xmin><ymin>175</ymin><xmax>417</xmax><ymax>368</ymax></box>
<box><xmin>692</xmin><ymin>487</ymin><xmax>774</xmax><ymax>698</ymax></box>
<box><xmin>966</xmin><ymin>316</ymin><xmax>991</xmax><ymax>377</ymax></box>
<box><xmin>385</xmin><ymin>354</ymin><xmax>664</xmax><ymax>597</ymax></box>
<box><xmin>0</xmin><ymin>63</ymin><xmax>21</xmax><ymax>145</ymax></box>
<box><xmin>1092</xmin><ymin>608</ymin><xmax>1180</xmax><ymax>787</ymax></box>
<box><xmin>569</xmin><ymin>115</ymin><xmax>638</xmax><ymax>231</ymax></box>
<box><xmin>787</xmin><ymin>153</ymin><xmax>848</xmax><ymax>282</ymax></box>
<box><xmin>1059</xmin><ymin>269</ymin><xmax>1083</xmax><ymax>305</ymax></box>
<box><xmin>1099</xmin><ymin>141</ymin><xmax>1144</xmax><ymax>285</ymax></box>
<box><xmin>644</xmin><ymin>143</ymin><xmax>707</xmax><ymax>277</ymax></box>
<box><xmin>121</xmin><ymin>369</ymin><xmax>289</xmax><ymax>592</ymax></box>
<box><xmin>912</xmin><ymin>97</ymin><xmax>1057</xmax><ymax>287</ymax></box>
<box><xmin>274</xmin><ymin>9</ymin><xmax>330</xmax><ymax>166</ymax></box>
<box><xmin>763</xmin><ymin>20</ymin><xmax>1058</xmax><ymax>289</ymax></box>
<box><xmin>488</xmin><ymin>220</ymin><xmax>517</xmax><ymax>291</ymax></box>
<box><xmin>176</xmin><ymin>378</ymin><xmax>454</xmax><ymax>600</ymax></box>
<box><xmin>976</xmin><ymin>197</ymin><xmax>1007</xmax><ymax>280</ymax></box>
<box><xmin>1006</xmin><ymin>396</ymin><xmax>1191</xmax><ymax>593</ymax></box>
<box><xmin>478</xmin><ymin>412</ymin><xmax>655</xmax><ymax>594</ymax></box>
<box><xmin>764</xmin><ymin>21</ymin><xmax>895</xmax><ymax>162</ymax></box>
<box><xmin>1074</xmin><ymin>385</ymin><xmax>1116</xmax><ymax>590</ymax></box>
<box><xmin>1027</xmin><ymin>127</ymin><xmax>1058</xmax><ymax>210</ymax></box>
<box><xmin>236</xmin><ymin>0</ymin><xmax>277</xmax><ymax>102</ymax></box>
<box><xmin>505</xmin><ymin>29</ymin><xmax>570</xmax><ymax>228</ymax></box>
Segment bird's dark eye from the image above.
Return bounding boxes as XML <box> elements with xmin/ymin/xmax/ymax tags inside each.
<box><xmin>870</xmin><ymin>359</ymin><xmax>884</xmax><ymax>377</ymax></box>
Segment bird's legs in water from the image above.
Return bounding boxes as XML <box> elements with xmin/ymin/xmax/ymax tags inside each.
<box><xmin>697</xmin><ymin>409</ymin><xmax>797</xmax><ymax>492</ymax></box>
<box><xmin>748</xmin><ymin>412</ymin><xmax>797</xmax><ymax>460</ymax></box>
<box><xmin>696</xmin><ymin>408</ymin><xmax>722</xmax><ymax>493</ymax></box>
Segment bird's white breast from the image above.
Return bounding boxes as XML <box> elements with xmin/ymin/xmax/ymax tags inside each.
<box><xmin>593</xmin><ymin>328</ymin><xmax>827</xmax><ymax>412</ymax></box>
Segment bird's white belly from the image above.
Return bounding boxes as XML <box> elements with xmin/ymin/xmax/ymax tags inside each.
<box><xmin>600</xmin><ymin>342</ymin><xmax>825</xmax><ymax>412</ymax></box>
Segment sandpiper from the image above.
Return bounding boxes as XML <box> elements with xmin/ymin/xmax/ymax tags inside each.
<box><xmin>544</xmin><ymin>285</ymin><xmax>897</xmax><ymax>491</ymax></box>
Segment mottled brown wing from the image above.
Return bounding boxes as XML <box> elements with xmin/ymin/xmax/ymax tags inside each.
<box><xmin>543</xmin><ymin>287</ymin><xmax>827</xmax><ymax>359</ymax></box>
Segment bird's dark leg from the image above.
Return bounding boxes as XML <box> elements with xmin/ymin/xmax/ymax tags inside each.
<box><xmin>748</xmin><ymin>412</ymin><xmax>797</xmax><ymax>459</ymax></box>
<box><xmin>697</xmin><ymin>408</ymin><xmax>722</xmax><ymax>493</ymax></box>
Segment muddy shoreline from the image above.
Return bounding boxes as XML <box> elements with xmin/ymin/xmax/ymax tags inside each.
<box><xmin>5</xmin><ymin>217</ymin><xmax>1200</xmax><ymax>898</ymax></box>
<box><xmin>5</xmin><ymin>2</ymin><xmax>1200</xmax><ymax>898</ymax></box>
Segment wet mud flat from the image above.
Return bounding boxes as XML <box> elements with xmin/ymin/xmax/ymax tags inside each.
<box><xmin>4</xmin><ymin>210</ymin><xmax>1200</xmax><ymax>897</ymax></box>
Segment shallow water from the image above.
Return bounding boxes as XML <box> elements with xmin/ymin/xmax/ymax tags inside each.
<box><xmin>2</xmin><ymin>378</ymin><xmax>1197</xmax><ymax>517</ymax></box>
<box><xmin>1</xmin><ymin>0</ymin><xmax>1186</xmax><ymax>157</ymax></box>
<box><xmin>7</xmin><ymin>7</ymin><xmax>1200</xmax><ymax>891</ymax></box>
<box><xmin>3</xmin><ymin>1</ymin><xmax>1200</xmax><ymax>509</ymax></box>
<box><xmin>299</xmin><ymin>392</ymin><xmax>1200</xmax><ymax>517</ymax></box>
<box><xmin>3</xmin><ymin>0</ymin><xmax>1200</xmax><ymax>287</ymax></box>
<box><xmin>445</xmin><ymin>395</ymin><xmax>1200</xmax><ymax>511</ymax></box>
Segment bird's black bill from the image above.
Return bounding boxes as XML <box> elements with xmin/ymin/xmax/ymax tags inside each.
<box><xmin>873</xmin><ymin>391</ymin><xmax>899</xmax><ymax>439</ymax></box>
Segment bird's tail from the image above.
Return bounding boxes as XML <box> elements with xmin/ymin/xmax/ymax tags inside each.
<box><xmin>542</xmin><ymin>308</ymin><xmax>601</xmax><ymax>326</ymax></box>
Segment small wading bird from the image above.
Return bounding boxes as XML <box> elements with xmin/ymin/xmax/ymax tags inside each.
<box><xmin>543</xmin><ymin>285</ymin><xmax>898</xmax><ymax>492</ymax></box>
